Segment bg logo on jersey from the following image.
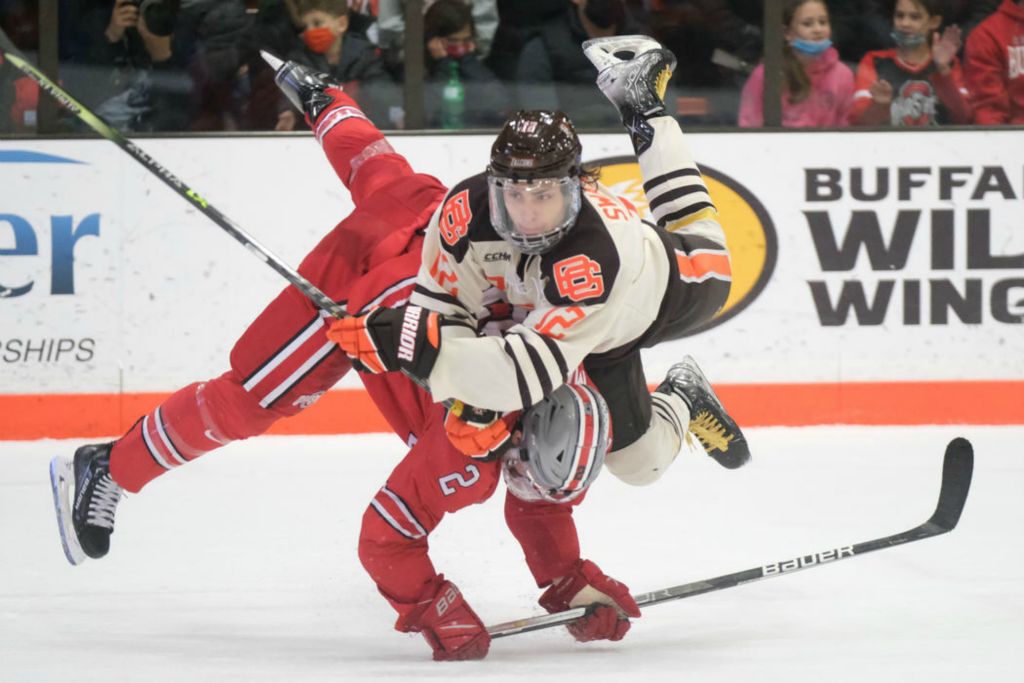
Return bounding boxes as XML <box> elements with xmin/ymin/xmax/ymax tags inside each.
<box><xmin>591</xmin><ymin>156</ymin><xmax>777</xmax><ymax>335</ymax></box>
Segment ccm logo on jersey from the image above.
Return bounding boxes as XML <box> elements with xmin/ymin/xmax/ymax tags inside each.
<box><xmin>397</xmin><ymin>305</ymin><xmax>424</xmax><ymax>362</ymax></box>
<box><xmin>761</xmin><ymin>546</ymin><xmax>854</xmax><ymax>576</ymax></box>
<box><xmin>553</xmin><ymin>255</ymin><xmax>605</xmax><ymax>302</ymax></box>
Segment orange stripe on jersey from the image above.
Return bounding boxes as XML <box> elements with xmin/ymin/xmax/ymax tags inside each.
<box><xmin>426</xmin><ymin>312</ymin><xmax>440</xmax><ymax>349</ymax></box>
<box><xmin>675</xmin><ymin>249</ymin><xmax>732</xmax><ymax>283</ymax></box>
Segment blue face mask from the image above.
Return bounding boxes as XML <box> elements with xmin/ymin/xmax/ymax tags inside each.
<box><xmin>891</xmin><ymin>30</ymin><xmax>927</xmax><ymax>48</ymax></box>
<box><xmin>790</xmin><ymin>38</ymin><xmax>832</xmax><ymax>56</ymax></box>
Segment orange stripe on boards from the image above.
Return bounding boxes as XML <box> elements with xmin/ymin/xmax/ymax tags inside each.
<box><xmin>0</xmin><ymin>390</ymin><xmax>392</xmax><ymax>441</ymax></box>
<box><xmin>716</xmin><ymin>380</ymin><xmax>1024</xmax><ymax>427</ymax></box>
<box><xmin>1</xmin><ymin>380</ymin><xmax>1022</xmax><ymax>440</ymax></box>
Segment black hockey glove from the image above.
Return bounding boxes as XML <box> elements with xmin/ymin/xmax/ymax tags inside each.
<box><xmin>327</xmin><ymin>305</ymin><xmax>442</xmax><ymax>384</ymax></box>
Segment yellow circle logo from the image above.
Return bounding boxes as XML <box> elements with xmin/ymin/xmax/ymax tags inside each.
<box><xmin>592</xmin><ymin>156</ymin><xmax>777</xmax><ymax>335</ymax></box>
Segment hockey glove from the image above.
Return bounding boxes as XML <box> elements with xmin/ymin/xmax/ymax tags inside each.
<box><xmin>539</xmin><ymin>558</ymin><xmax>641</xmax><ymax>642</ymax></box>
<box><xmin>264</xmin><ymin>51</ymin><xmax>344</xmax><ymax>127</ymax></box>
<box><xmin>327</xmin><ymin>306</ymin><xmax>442</xmax><ymax>384</ymax></box>
<box><xmin>444</xmin><ymin>402</ymin><xmax>520</xmax><ymax>461</ymax></box>
<box><xmin>396</xmin><ymin>577</ymin><xmax>490</xmax><ymax>661</ymax></box>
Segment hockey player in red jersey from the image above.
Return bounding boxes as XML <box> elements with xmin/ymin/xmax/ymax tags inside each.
<box><xmin>50</xmin><ymin>56</ymin><xmax>651</xmax><ymax>660</ymax></box>
<box><xmin>331</xmin><ymin>36</ymin><xmax>751</xmax><ymax>489</ymax></box>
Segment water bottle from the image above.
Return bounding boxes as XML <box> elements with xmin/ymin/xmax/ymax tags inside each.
<box><xmin>440</xmin><ymin>60</ymin><xmax>465</xmax><ymax>130</ymax></box>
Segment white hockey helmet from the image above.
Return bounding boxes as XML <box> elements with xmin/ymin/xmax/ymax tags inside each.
<box><xmin>502</xmin><ymin>383</ymin><xmax>610</xmax><ymax>504</ymax></box>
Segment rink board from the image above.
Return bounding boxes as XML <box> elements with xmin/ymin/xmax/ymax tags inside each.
<box><xmin>0</xmin><ymin>130</ymin><xmax>1022</xmax><ymax>438</ymax></box>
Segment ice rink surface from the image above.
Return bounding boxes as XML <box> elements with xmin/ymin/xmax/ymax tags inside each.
<box><xmin>2</xmin><ymin>425</ymin><xmax>1022</xmax><ymax>682</ymax></box>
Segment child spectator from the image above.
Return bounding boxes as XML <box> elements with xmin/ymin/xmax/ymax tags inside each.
<box><xmin>851</xmin><ymin>0</ymin><xmax>971</xmax><ymax>125</ymax></box>
<box><xmin>422</xmin><ymin>0</ymin><xmax>508</xmax><ymax>128</ymax></box>
<box><xmin>276</xmin><ymin>0</ymin><xmax>398</xmax><ymax>130</ymax></box>
<box><xmin>738</xmin><ymin>0</ymin><xmax>853</xmax><ymax>127</ymax></box>
<box><xmin>964</xmin><ymin>0</ymin><xmax>1024</xmax><ymax>124</ymax></box>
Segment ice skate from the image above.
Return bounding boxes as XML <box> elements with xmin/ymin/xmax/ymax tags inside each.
<box><xmin>261</xmin><ymin>49</ymin><xmax>342</xmax><ymax>123</ymax></box>
<box><xmin>582</xmin><ymin>35</ymin><xmax>677</xmax><ymax>121</ymax></box>
<box><xmin>657</xmin><ymin>356</ymin><xmax>750</xmax><ymax>469</ymax></box>
<box><xmin>49</xmin><ymin>443</ymin><xmax>123</xmax><ymax>565</ymax></box>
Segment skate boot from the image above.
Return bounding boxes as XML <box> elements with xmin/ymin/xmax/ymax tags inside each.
<box><xmin>261</xmin><ymin>50</ymin><xmax>343</xmax><ymax>124</ymax></box>
<box><xmin>49</xmin><ymin>443</ymin><xmax>124</xmax><ymax>565</ymax></box>
<box><xmin>582</xmin><ymin>35</ymin><xmax>677</xmax><ymax>153</ymax></box>
<box><xmin>657</xmin><ymin>356</ymin><xmax>750</xmax><ymax>470</ymax></box>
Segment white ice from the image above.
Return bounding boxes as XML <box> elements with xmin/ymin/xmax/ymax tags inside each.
<box><xmin>2</xmin><ymin>426</ymin><xmax>1022</xmax><ymax>682</ymax></box>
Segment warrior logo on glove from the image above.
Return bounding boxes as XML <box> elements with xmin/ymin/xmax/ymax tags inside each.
<box><xmin>327</xmin><ymin>305</ymin><xmax>443</xmax><ymax>384</ymax></box>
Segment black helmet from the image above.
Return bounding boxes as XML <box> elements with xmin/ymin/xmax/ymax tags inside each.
<box><xmin>488</xmin><ymin>111</ymin><xmax>582</xmax><ymax>181</ymax></box>
<box><xmin>487</xmin><ymin>111</ymin><xmax>584</xmax><ymax>254</ymax></box>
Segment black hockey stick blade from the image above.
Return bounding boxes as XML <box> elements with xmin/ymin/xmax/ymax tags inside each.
<box><xmin>0</xmin><ymin>32</ymin><xmax>344</xmax><ymax>319</ymax></box>
<box><xmin>488</xmin><ymin>437</ymin><xmax>974</xmax><ymax>639</ymax></box>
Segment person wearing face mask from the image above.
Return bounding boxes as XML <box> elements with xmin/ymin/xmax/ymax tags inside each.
<box><xmin>851</xmin><ymin>0</ymin><xmax>972</xmax><ymax>125</ymax></box>
<box><xmin>422</xmin><ymin>0</ymin><xmax>509</xmax><ymax>128</ymax></box>
<box><xmin>738</xmin><ymin>0</ymin><xmax>854</xmax><ymax>127</ymax></box>
<box><xmin>513</xmin><ymin>0</ymin><xmax>644</xmax><ymax>127</ymax></box>
<box><xmin>276</xmin><ymin>0</ymin><xmax>398</xmax><ymax>130</ymax></box>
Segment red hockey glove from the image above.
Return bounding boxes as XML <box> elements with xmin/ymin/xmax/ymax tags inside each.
<box><xmin>396</xmin><ymin>577</ymin><xmax>490</xmax><ymax>661</ymax></box>
<box><xmin>444</xmin><ymin>402</ymin><xmax>520</xmax><ymax>461</ymax></box>
<box><xmin>327</xmin><ymin>305</ymin><xmax>442</xmax><ymax>384</ymax></box>
<box><xmin>538</xmin><ymin>558</ymin><xmax>641</xmax><ymax>643</ymax></box>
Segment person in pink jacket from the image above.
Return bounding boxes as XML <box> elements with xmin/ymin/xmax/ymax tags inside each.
<box><xmin>739</xmin><ymin>0</ymin><xmax>854</xmax><ymax>127</ymax></box>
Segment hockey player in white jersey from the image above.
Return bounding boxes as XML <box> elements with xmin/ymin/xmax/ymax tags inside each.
<box><xmin>332</xmin><ymin>36</ymin><xmax>750</xmax><ymax>484</ymax></box>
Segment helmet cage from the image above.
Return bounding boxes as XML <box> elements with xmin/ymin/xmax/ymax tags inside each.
<box><xmin>487</xmin><ymin>176</ymin><xmax>582</xmax><ymax>255</ymax></box>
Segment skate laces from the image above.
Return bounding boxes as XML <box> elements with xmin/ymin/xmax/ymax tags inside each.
<box><xmin>690</xmin><ymin>411</ymin><xmax>733</xmax><ymax>453</ymax></box>
<box><xmin>86</xmin><ymin>474</ymin><xmax>123</xmax><ymax>530</ymax></box>
<box><xmin>653</xmin><ymin>63</ymin><xmax>672</xmax><ymax>100</ymax></box>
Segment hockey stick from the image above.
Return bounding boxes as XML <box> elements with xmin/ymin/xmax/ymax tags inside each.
<box><xmin>488</xmin><ymin>436</ymin><xmax>974</xmax><ymax>639</ymax></box>
<box><xmin>0</xmin><ymin>34</ymin><xmax>345</xmax><ymax>319</ymax></box>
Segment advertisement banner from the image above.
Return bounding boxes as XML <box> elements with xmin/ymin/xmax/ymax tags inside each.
<box><xmin>1</xmin><ymin>130</ymin><xmax>1021</xmax><ymax>438</ymax></box>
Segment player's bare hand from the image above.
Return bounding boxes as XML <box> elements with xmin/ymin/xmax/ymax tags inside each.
<box><xmin>105</xmin><ymin>0</ymin><xmax>139</xmax><ymax>43</ymax></box>
<box><xmin>931</xmin><ymin>25</ymin><xmax>962</xmax><ymax>74</ymax></box>
<box><xmin>870</xmin><ymin>79</ymin><xmax>893</xmax><ymax>106</ymax></box>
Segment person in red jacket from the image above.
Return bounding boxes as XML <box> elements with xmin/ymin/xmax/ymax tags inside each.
<box><xmin>964</xmin><ymin>0</ymin><xmax>1024</xmax><ymax>124</ymax></box>
<box><xmin>851</xmin><ymin>0</ymin><xmax>972</xmax><ymax>125</ymax></box>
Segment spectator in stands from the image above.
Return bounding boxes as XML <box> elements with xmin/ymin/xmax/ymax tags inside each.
<box><xmin>275</xmin><ymin>0</ymin><xmax>398</xmax><ymax>130</ymax></box>
<box><xmin>376</xmin><ymin>0</ymin><xmax>497</xmax><ymax>81</ymax></box>
<box><xmin>828</xmin><ymin>0</ymin><xmax>891</xmax><ymax>64</ymax></box>
<box><xmin>946</xmin><ymin>0</ymin><xmax>1002</xmax><ymax>42</ymax></box>
<box><xmin>185</xmin><ymin>1</ymin><xmax>253</xmax><ymax>131</ymax></box>
<box><xmin>237</xmin><ymin>0</ymin><xmax>303</xmax><ymax>130</ymax></box>
<box><xmin>514</xmin><ymin>0</ymin><xmax>641</xmax><ymax>128</ymax></box>
<box><xmin>485</xmin><ymin>0</ymin><xmax>578</xmax><ymax>85</ymax></box>
<box><xmin>739</xmin><ymin>0</ymin><xmax>853</xmax><ymax>127</ymax></box>
<box><xmin>964</xmin><ymin>0</ymin><xmax>1024</xmax><ymax>124</ymax></box>
<box><xmin>64</xmin><ymin>0</ymin><xmax>193</xmax><ymax>132</ymax></box>
<box><xmin>648</xmin><ymin>0</ymin><xmax>761</xmax><ymax>88</ymax></box>
<box><xmin>851</xmin><ymin>0</ymin><xmax>971</xmax><ymax>126</ymax></box>
<box><xmin>422</xmin><ymin>0</ymin><xmax>508</xmax><ymax>128</ymax></box>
